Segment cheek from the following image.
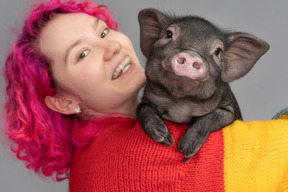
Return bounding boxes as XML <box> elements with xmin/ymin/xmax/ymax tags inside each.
<box><xmin>116</xmin><ymin>32</ymin><xmax>135</xmax><ymax>51</ymax></box>
<box><xmin>58</xmin><ymin>64</ymin><xmax>103</xmax><ymax>98</ymax></box>
<box><xmin>74</xmin><ymin>70</ymin><xmax>102</xmax><ymax>91</ymax></box>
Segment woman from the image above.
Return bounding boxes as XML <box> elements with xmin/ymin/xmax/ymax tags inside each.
<box><xmin>5</xmin><ymin>0</ymin><xmax>145</xmax><ymax>180</ymax></box>
<box><xmin>3</xmin><ymin>0</ymin><xmax>288</xmax><ymax>191</ymax></box>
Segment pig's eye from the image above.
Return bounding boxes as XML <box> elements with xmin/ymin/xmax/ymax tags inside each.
<box><xmin>214</xmin><ymin>48</ymin><xmax>222</xmax><ymax>57</ymax></box>
<box><xmin>165</xmin><ymin>30</ymin><xmax>173</xmax><ymax>39</ymax></box>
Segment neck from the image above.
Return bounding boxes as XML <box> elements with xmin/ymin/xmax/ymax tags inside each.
<box><xmin>79</xmin><ymin>96</ymin><xmax>140</xmax><ymax>120</ymax></box>
<box><xmin>118</xmin><ymin>96</ymin><xmax>140</xmax><ymax>118</ymax></box>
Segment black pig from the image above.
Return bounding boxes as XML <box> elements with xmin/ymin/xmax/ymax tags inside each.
<box><xmin>136</xmin><ymin>8</ymin><xmax>270</xmax><ymax>162</ymax></box>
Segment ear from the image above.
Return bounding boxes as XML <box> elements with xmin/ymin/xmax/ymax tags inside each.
<box><xmin>138</xmin><ymin>8</ymin><xmax>169</xmax><ymax>58</ymax></box>
<box><xmin>221</xmin><ymin>33</ymin><xmax>270</xmax><ymax>82</ymax></box>
<box><xmin>44</xmin><ymin>95</ymin><xmax>79</xmax><ymax>115</ymax></box>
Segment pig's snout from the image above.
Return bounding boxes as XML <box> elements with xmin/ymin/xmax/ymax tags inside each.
<box><xmin>171</xmin><ymin>52</ymin><xmax>205</xmax><ymax>79</ymax></box>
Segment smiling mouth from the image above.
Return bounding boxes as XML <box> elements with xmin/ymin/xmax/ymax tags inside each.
<box><xmin>112</xmin><ymin>56</ymin><xmax>132</xmax><ymax>80</ymax></box>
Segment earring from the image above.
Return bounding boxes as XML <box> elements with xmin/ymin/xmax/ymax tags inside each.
<box><xmin>75</xmin><ymin>107</ymin><xmax>81</xmax><ymax>114</ymax></box>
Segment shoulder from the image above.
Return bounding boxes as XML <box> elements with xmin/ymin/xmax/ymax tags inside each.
<box><xmin>223</xmin><ymin>119</ymin><xmax>288</xmax><ymax>146</ymax></box>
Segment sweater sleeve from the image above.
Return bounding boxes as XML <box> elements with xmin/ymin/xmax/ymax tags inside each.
<box><xmin>69</xmin><ymin>117</ymin><xmax>288</xmax><ymax>192</ymax></box>
<box><xmin>223</xmin><ymin>119</ymin><xmax>288</xmax><ymax>191</ymax></box>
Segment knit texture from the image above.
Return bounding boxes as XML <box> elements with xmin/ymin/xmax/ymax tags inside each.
<box><xmin>69</xmin><ymin>117</ymin><xmax>288</xmax><ymax>192</ymax></box>
<box><xmin>223</xmin><ymin>120</ymin><xmax>288</xmax><ymax>191</ymax></box>
<box><xmin>273</xmin><ymin>107</ymin><xmax>288</xmax><ymax>119</ymax></box>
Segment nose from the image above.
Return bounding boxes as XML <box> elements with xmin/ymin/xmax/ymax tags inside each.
<box><xmin>103</xmin><ymin>40</ymin><xmax>121</xmax><ymax>61</ymax></box>
<box><xmin>171</xmin><ymin>52</ymin><xmax>206</xmax><ymax>80</ymax></box>
<box><xmin>175</xmin><ymin>53</ymin><xmax>203</xmax><ymax>69</ymax></box>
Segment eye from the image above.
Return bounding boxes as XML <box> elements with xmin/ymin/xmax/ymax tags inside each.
<box><xmin>165</xmin><ymin>30</ymin><xmax>173</xmax><ymax>39</ymax></box>
<box><xmin>214</xmin><ymin>48</ymin><xmax>222</xmax><ymax>57</ymax></box>
<box><xmin>77</xmin><ymin>50</ymin><xmax>89</xmax><ymax>61</ymax></box>
<box><xmin>101</xmin><ymin>28</ymin><xmax>109</xmax><ymax>38</ymax></box>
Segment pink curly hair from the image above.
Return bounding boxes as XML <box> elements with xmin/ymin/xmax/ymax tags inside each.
<box><xmin>4</xmin><ymin>0</ymin><xmax>117</xmax><ymax>181</ymax></box>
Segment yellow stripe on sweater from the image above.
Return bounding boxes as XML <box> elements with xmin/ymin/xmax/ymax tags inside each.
<box><xmin>279</xmin><ymin>115</ymin><xmax>288</xmax><ymax>120</ymax></box>
<box><xmin>223</xmin><ymin>120</ymin><xmax>288</xmax><ymax>191</ymax></box>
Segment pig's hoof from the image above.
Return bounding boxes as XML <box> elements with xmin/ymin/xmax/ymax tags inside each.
<box><xmin>178</xmin><ymin>136</ymin><xmax>203</xmax><ymax>162</ymax></box>
<box><xmin>142</xmin><ymin>119</ymin><xmax>175</xmax><ymax>146</ymax></box>
<box><xmin>183</xmin><ymin>144</ymin><xmax>202</xmax><ymax>163</ymax></box>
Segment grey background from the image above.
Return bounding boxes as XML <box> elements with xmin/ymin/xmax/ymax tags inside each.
<box><xmin>0</xmin><ymin>0</ymin><xmax>287</xmax><ymax>191</ymax></box>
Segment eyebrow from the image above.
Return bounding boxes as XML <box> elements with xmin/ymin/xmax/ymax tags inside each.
<box><xmin>64</xmin><ymin>18</ymin><xmax>100</xmax><ymax>64</ymax></box>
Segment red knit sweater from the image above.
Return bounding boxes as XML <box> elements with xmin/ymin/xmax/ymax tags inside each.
<box><xmin>69</xmin><ymin>117</ymin><xmax>288</xmax><ymax>192</ymax></box>
<box><xmin>69</xmin><ymin>117</ymin><xmax>224</xmax><ymax>191</ymax></box>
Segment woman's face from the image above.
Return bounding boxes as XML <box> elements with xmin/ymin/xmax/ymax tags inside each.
<box><xmin>38</xmin><ymin>13</ymin><xmax>146</xmax><ymax>117</ymax></box>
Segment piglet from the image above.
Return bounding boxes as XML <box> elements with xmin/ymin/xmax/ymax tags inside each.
<box><xmin>136</xmin><ymin>8</ymin><xmax>270</xmax><ymax>162</ymax></box>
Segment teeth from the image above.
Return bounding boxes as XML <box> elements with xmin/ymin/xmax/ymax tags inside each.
<box><xmin>112</xmin><ymin>57</ymin><xmax>131</xmax><ymax>80</ymax></box>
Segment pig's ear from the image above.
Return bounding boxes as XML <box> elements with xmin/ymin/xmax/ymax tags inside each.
<box><xmin>221</xmin><ymin>33</ymin><xmax>270</xmax><ymax>82</ymax></box>
<box><xmin>138</xmin><ymin>8</ymin><xmax>169</xmax><ymax>58</ymax></box>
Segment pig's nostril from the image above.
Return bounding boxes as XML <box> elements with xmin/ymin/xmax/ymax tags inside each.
<box><xmin>193</xmin><ymin>62</ymin><xmax>202</xmax><ymax>70</ymax></box>
<box><xmin>177</xmin><ymin>57</ymin><xmax>186</xmax><ymax>64</ymax></box>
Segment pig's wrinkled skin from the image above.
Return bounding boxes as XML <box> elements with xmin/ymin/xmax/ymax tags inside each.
<box><xmin>136</xmin><ymin>8</ymin><xmax>270</xmax><ymax>163</ymax></box>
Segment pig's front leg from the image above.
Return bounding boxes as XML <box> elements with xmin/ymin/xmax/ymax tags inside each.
<box><xmin>136</xmin><ymin>103</ymin><xmax>175</xmax><ymax>146</ymax></box>
<box><xmin>178</xmin><ymin>107</ymin><xmax>236</xmax><ymax>163</ymax></box>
